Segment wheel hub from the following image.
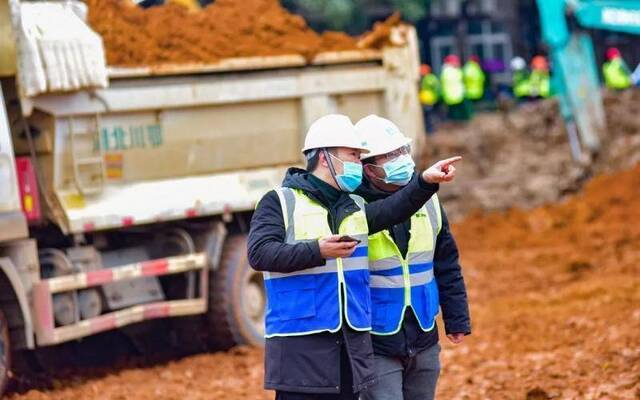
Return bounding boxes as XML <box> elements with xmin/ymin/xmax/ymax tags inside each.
<box><xmin>243</xmin><ymin>272</ymin><xmax>265</xmax><ymax>334</ymax></box>
<box><xmin>0</xmin><ymin>317</ymin><xmax>6</xmax><ymax>375</ymax></box>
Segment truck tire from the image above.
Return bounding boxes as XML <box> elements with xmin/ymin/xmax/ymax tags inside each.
<box><xmin>207</xmin><ymin>234</ymin><xmax>265</xmax><ymax>349</ymax></box>
<box><xmin>0</xmin><ymin>307</ymin><xmax>10</xmax><ymax>396</ymax></box>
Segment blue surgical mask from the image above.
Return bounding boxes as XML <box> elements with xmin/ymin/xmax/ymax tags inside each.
<box><xmin>377</xmin><ymin>154</ymin><xmax>415</xmax><ymax>186</ymax></box>
<box><xmin>329</xmin><ymin>153</ymin><xmax>363</xmax><ymax>192</ymax></box>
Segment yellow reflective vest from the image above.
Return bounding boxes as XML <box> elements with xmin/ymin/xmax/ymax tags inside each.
<box><xmin>441</xmin><ymin>66</ymin><xmax>465</xmax><ymax>105</ymax></box>
<box><xmin>420</xmin><ymin>73</ymin><xmax>440</xmax><ymax>106</ymax></box>
<box><xmin>263</xmin><ymin>188</ymin><xmax>371</xmax><ymax>337</ymax></box>
<box><xmin>463</xmin><ymin>61</ymin><xmax>485</xmax><ymax>100</ymax></box>
<box><xmin>529</xmin><ymin>70</ymin><xmax>551</xmax><ymax>98</ymax></box>
<box><xmin>603</xmin><ymin>58</ymin><xmax>632</xmax><ymax>90</ymax></box>
<box><xmin>367</xmin><ymin>195</ymin><xmax>442</xmax><ymax>335</ymax></box>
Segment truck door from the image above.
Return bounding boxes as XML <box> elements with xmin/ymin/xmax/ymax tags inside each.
<box><xmin>0</xmin><ymin>85</ymin><xmax>27</xmax><ymax>241</ymax></box>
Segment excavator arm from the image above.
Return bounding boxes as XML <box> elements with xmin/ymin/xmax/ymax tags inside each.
<box><xmin>573</xmin><ymin>1</ymin><xmax>640</xmax><ymax>34</ymax></box>
<box><xmin>536</xmin><ymin>0</ymin><xmax>640</xmax><ymax>158</ymax></box>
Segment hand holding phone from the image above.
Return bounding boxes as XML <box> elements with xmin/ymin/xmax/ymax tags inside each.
<box><xmin>319</xmin><ymin>235</ymin><xmax>359</xmax><ymax>259</ymax></box>
<box><xmin>337</xmin><ymin>235</ymin><xmax>362</xmax><ymax>244</ymax></box>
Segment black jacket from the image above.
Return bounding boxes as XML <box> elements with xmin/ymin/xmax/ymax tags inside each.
<box><xmin>355</xmin><ymin>177</ymin><xmax>471</xmax><ymax>358</ymax></box>
<box><xmin>248</xmin><ymin>168</ymin><xmax>439</xmax><ymax>394</ymax></box>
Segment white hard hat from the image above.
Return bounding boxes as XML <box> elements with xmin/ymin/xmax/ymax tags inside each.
<box><xmin>355</xmin><ymin>115</ymin><xmax>412</xmax><ymax>159</ymax></box>
<box><xmin>510</xmin><ymin>57</ymin><xmax>526</xmax><ymax>71</ymax></box>
<box><xmin>301</xmin><ymin>114</ymin><xmax>370</xmax><ymax>154</ymax></box>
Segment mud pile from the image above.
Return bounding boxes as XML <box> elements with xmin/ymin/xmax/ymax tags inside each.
<box><xmin>438</xmin><ymin>163</ymin><xmax>640</xmax><ymax>399</ymax></box>
<box><xmin>87</xmin><ymin>0</ymin><xmax>385</xmax><ymax>66</ymax></box>
<box><xmin>422</xmin><ymin>89</ymin><xmax>640</xmax><ymax>220</ymax></box>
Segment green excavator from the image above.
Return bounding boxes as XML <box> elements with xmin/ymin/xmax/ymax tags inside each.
<box><xmin>537</xmin><ymin>0</ymin><xmax>639</xmax><ymax>160</ymax></box>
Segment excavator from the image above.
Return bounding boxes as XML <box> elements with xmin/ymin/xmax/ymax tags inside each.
<box><xmin>537</xmin><ymin>0</ymin><xmax>640</xmax><ymax>160</ymax></box>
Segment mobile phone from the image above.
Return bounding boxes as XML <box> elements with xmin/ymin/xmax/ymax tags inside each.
<box><xmin>338</xmin><ymin>235</ymin><xmax>361</xmax><ymax>244</ymax></box>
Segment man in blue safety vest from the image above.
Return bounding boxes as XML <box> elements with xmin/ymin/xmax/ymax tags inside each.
<box><xmin>355</xmin><ymin>115</ymin><xmax>471</xmax><ymax>400</ymax></box>
<box><xmin>248</xmin><ymin>114</ymin><xmax>462</xmax><ymax>400</ymax></box>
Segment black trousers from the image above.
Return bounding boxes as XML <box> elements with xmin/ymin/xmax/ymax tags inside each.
<box><xmin>275</xmin><ymin>344</ymin><xmax>357</xmax><ymax>400</ymax></box>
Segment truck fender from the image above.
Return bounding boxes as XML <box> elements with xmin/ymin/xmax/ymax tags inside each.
<box><xmin>0</xmin><ymin>257</ymin><xmax>35</xmax><ymax>349</ymax></box>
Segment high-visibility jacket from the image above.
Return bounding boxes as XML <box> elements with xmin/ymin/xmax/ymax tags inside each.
<box><xmin>463</xmin><ymin>61</ymin><xmax>485</xmax><ymax>100</ymax></box>
<box><xmin>367</xmin><ymin>195</ymin><xmax>442</xmax><ymax>335</ymax></box>
<box><xmin>440</xmin><ymin>65</ymin><xmax>465</xmax><ymax>105</ymax></box>
<box><xmin>419</xmin><ymin>73</ymin><xmax>440</xmax><ymax>106</ymax></box>
<box><xmin>263</xmin><ymin>187</ymin><xmax>371</xmax><ymax>337</ymax></box>
<box><xmin>603</xmin><ymin>58</ymin><xmax>632</xmax><ymax>90</ymax></box>
<box><xmin>513</xmin><ymin>70</ymin><xmax>531</xmax><ymax>98</ymax></box>
<box><xmin>529</xmin><ymin>69</ymin><xmax>551</xmax><ymax>98</ymax></box>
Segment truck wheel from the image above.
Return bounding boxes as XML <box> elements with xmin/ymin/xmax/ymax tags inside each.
<box><xmin>207</xmin><ymin>235</ymin><xmax>265</xmax><ymax>349</ymax></box>
<box><xmin>0</xmin><ymin>307</ymin><xmax>10</xmax><ymax>395</ymax></box>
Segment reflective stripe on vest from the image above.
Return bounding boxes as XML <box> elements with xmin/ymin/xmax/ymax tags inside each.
<box><xmin>368</xmin><ymin>194</ymin><xmax>442</xmax><ymax>335</ymax></box>
<box><xmin>263</xmin><ymin>187</ymin><xmax>371</xmax><ymax>337</ymax></box>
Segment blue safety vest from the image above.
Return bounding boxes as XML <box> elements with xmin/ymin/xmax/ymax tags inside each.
<box><xmin>367</xmin><ymin>195</ymin><xmax>442</xmax><ymax>335</ymax></box>
<box><xmin>263</xmin><ymin>187</ymin><xmax>371</xmax><ymax>337</ymax></box>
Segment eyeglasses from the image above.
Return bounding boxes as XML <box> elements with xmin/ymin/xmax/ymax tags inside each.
<box><xmin>380</xmin><ymin>145</ymin><xmax>410</xmax><ymax>162</ymax></box>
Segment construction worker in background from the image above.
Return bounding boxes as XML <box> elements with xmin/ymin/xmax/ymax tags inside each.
<box><xmin>248</xmin><ymin>114</ymin><xmax>462</xmax><ymax>400</ymax></box>
<box><xmin>529</xmin><ymin>56</ymin><xmax>551</xmax><ymax>99</ymax></box>
<box><xmin>419</xmin><ymin>64</ymin><xmax>440</xmax><ymax>135</ymax></box>
<box><xmin>441</xmin><ymin>55</ymin><xmax>472</xmax><ymax>121</ymax></box>
<box><xmin>355</xmin><ymin>115</ymin><xmax>471</xmax><ymax>400</ymax></box>
<box><xmin>510</xmin><ymin>56</ymin><xmax>530</xmax><ymax>101</ymax></box>
<box><xmin>463</xmin><ymin>55</ymin><xmax>486</xmax><ymax>103</ymax></box>
<box><xmin>603</xmin><ymin>47</ymin><xmax>632</xmax><ymax>90</ymax></box>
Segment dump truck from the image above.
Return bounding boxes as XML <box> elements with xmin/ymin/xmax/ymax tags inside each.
<box><xmin>0</xmin><ymin>1</ymin><xmax>424</xmax><ymax>393</ymax></box>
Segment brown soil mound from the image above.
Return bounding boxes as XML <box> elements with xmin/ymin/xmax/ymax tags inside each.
<box><xmin>87</xmin><ymin>0</ymin><xmax>381</xmax><ymax>66</ymax></box>
<box><xmin>422</xmin><ymin>89</ymin><xmax>640</xmax><ymax>220</ymax></box>
<box><xmin>8</xmin><ymin>165</ymin><xmax>639</xmax><ymax>399</ymax></box>
<box><xmin>439</xmin><ymin>163</ymin><xmax>640</xmax><ymax>399</ymax></box>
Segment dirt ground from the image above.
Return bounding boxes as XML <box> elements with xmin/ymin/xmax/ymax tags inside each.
<box><xmin>8</xmin><ymin>161</ymin><xmax>639</xmax><ymax>399</ymax></box>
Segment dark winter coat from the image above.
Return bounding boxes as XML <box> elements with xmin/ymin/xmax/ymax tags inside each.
<box><xmin>248</xmin><ymin>169</ymin><xmax>439</xmax><ymax>394</ymax></box>
<box><xmin>355</xmin><ymin>178</ymin><xmax>471</xmax><ymax>359</ymax></box>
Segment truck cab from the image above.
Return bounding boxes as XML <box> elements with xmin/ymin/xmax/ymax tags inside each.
<box><xmin>0</xmin><ymin>85</ymin><xmax>26</xmax><ymax>242</ymax></box>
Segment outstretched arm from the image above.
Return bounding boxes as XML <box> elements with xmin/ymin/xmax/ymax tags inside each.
<box><xmin>366</xmin><ymin>156</ymin><xmax>461</xmax><ymax>234</ymax></box>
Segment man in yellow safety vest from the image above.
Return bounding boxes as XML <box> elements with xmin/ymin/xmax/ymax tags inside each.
<box><xmin>441</xmin><ymin>55</ymin><xmax>472</xmax><ymax>121</ymax></box>
<box><xmin>463</xmin><ymin>55</ymin><xmax>486</xmax><ymax>103</ymax></box>
<box><xmin>355</xmin><ymin>115</ymin><xmax>471</xmax><ymax>400</ymax></box>
<box><xmin>603</xmin><ymin>47</ymin><xmax>632</xmax><ymax>90</ymax></box>
<box><xmin>419</xmin><ymin>64</ymin><xmax>440</xmax><ymax>134</ymax></box>
<box><xmin>529</xmin><ymin>56</ymin><xmax>551</xmax><ymax>99</ymax></box>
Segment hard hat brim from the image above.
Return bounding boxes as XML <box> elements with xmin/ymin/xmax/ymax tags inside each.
<box><xmin>360</xmin><ymin>137</ymin><xmax>412</xmax><ymax>160</ymax></box>
<box><xmin>301</xmin><ymin>144</ymin><xmax>370</xmax><ymax>154</ymax></box>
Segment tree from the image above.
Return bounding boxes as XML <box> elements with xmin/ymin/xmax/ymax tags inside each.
<box><xmin>282</xmin><ymin>0</ymin><xmax>430</xmax><ymax>34</ymax></box>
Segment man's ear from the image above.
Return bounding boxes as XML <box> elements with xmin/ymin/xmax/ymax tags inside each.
<box><xmin>319</xmin><ymin>151</ymin><xmax>329</xmax><ymax>168</ymax></box>
<box><xmin>363</xmin><ymin>163</ymin><xmax>376</xmax><ymax>179</ymax></box>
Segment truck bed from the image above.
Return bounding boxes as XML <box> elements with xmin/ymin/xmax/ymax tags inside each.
<box><xmin>106</xmin><ymin>50</ymin><xmax>383</xmax><ymax>79</ymax></box>
<box><xmin>18</xmin><ymin>27</ymin><xmax>423</xmax><ymax>234</ymax></box>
